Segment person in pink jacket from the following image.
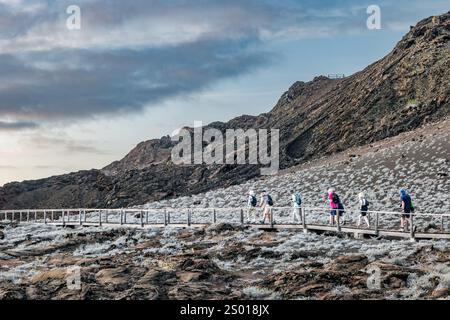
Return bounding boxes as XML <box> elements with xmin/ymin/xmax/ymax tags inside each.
<box><xmin>328</xmin><ymin>188</ymin><xmax>339</xmax><ymax>225</ymax></box>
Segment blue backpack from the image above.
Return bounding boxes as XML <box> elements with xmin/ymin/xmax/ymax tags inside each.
<box><xmin>250</xmin><ymin>196</ymin><xmax>257</xmax><ymax>207</ymax></box>
<box><xmin>295</xmin><ymin>193</ymin><xmax>302</xmax><ymax>206</ymax></box>
<box><xmin>267</xmin><ymin>195</ymin><xmax>274</xmax><ymax>206</ymax></box>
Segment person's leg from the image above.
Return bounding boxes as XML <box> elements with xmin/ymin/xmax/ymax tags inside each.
<box><xmin>291</xmin><ymin>207</ymin><xmax>296</xmax><ymax>223</ymax></box>
<box><xmin>364</xmin><ymin>216</ymin><xmax>370</xmax><ymax>228</ymax></box>
<box><xmin>357</xmin><ymin>215</ymin><xmax>362</xmax><ymax>227</ymax></box>
<box><xmin>329</xmin><ymin>210</ymin><xmax>335</xmax><ymax>225</ymax></box>
<box><xmin>247</xmin><ymin>208</ymin><xmax>251</xmax><ymax>222</ymax></box>
<box><xmin>268</xmin><ymin>207</ymin><xmax>273</xmax><ymax>224</ymax></box>
<box><xmin>262</xmin><ymin>207</ymin><xmax>268</xmax><ymax>224</ymax></box>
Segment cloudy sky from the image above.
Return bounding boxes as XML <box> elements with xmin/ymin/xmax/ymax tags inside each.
<box><xmin>0</xmin><ymin>0</ymin><xmax>448</xmax><ymax>185</ymax></box>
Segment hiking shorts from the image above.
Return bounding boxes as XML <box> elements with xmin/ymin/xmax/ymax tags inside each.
<box><xmin>360</xmin><ymin>211</ymin><xmax>368</xmax><ymax>217</ymax></box>
<box><xmin>330</xmin><ymin>209</ymin><xmax>337</xmax><ymax>216</ymax></box>
<box><xmin>402</xmin><ymin>209</ymin><xmax>411</xmax><ymax>219</ymax></box>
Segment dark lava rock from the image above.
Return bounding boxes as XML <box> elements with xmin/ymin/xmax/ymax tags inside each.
<box><xmin>206</xmin><ymin>223</ymin><xmax>244</xmax><ymax>234</ymax></box>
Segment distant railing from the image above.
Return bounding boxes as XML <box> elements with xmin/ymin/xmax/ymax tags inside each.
<box><xmin>327</xmin><ymin>74</ymin><xmax>346</xmax><ymax>79</ymax></box>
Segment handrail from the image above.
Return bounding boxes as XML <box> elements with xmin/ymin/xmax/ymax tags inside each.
<box><xmin>1</xmin><ymin>205</ymin><xmax>448</xmax><ymax>241</ymax></box>
<box><xmin>1</xmin><ymin>206</ymin><xmax>449</xmax><ymax>217</ymax></box>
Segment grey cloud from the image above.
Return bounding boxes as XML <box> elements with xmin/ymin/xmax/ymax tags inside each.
<box><xmin>0</xmin><ymin>0</ymin><xmax>448</xmax><ymax>128</ymax></box>
<box><xmin>0</xmin><ymin>120</ymin><xmax>38</xmax><ymax>131</ymax></box>
<box><xmin>0</xmin><ymin>39</ymin><xmax>271</xmax><ymax>120</ymax></box>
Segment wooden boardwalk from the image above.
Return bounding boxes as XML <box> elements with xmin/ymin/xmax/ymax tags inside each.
<box><xmin>1</xmin><ymin>207</ymin><xmax>449</xmax><ymax>241</ymax></box>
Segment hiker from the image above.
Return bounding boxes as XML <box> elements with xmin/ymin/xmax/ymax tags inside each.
<box><xmin>400</xmin><ymin>188</ymin><xmax>414</xmax><ymax>231</ymax></box>
<box><xmin>328</xmin><ymin>188</ymin><xmax>339</xmax><ymax>225</ymax></box>
<box><xmin>328</xmin><ymin>188</ymin><xmax>345</xmax><ymax>225</ymax></box>
<box><xmin>246</xmin><ymin>190</ymin><xmax>258</xmax><ymax>223</ymax></box>
<box><xmin>260</xmin><ymin>191</ymin><xmax>274</xmax><ymax>224</ymax></box>
<box><xmin>358</xmin><ymin>192</ymin><xmax>370</xmax><ymax>228</ymax></box>
<box><xmin>291</xmin><ymin>191</ymin><xmax>302</xmax><ymax>223</ymax></box>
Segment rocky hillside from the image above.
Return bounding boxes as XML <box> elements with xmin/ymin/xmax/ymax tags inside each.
<box><xmin>0</xmin><ymin>12</ymin><xmax>448</xmax><ymax>209</ymax></box>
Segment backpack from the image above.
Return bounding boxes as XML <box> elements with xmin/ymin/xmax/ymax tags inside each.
<box><xmin>332</xmin><ymin>193</ymin><xmax>340</xmax><ymax>204</ymax></box>
<box><xmin>250</xmin><ymin>195</ymin><xmax>257</xmax><ymax>207</ymax></box>
<box><xmin>294</xmin><ymin>193</ymin><xmax>302</xmax><ymax>206</ymax></box>
<box><xmin>338</xmin><ymin>202</ymin><xmax>345</xmax><ymax>215</ymax></box>
<box><xmin>267</xmin><ymin>195</ymin><xmax>274</xmax><ymax>206</ymax></box>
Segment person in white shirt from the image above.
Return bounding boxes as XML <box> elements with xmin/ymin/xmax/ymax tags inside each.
<box><xmin>291</xmin><ymin>191</ymin><xmax>302</xmax><ymax>223</ymax></box>
<box><xmin>246</xmin><ymin>190</ymin><xmax>258</xmax><ymax>223</ymax></box>
<box><xmin>358</xmin><ymin>192</ymin><xmax>370</xmax><ymax>228</ymax></box>
<box><xmin>260</xmin><ymin>191</ymin><xmax>273</xmax><ymax>224</ymax></box>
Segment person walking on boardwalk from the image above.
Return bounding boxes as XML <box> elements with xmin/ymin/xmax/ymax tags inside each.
<box><xmin>328</xmin><ymin>188</ymin><xmax>339</xmax><ymax>225</ymax></box>
<box><xmin>260</xmin><ymin>191</ymin><xmax>274</xmax><ymax>224</ymax></box>
<box><xmin>357</xmin><ymin>192</ymin><xmax>370</xmax><ymax>228</ymax></box>
<box><xmin>291</xmin><ymin>191</ymin><xmax>302</xmax><ymax>223</ymax></box>
<box><xmin>400</xmin><ymin>188</ymin><xmax>414</xmax><ymax>231</ymax></box>
<box><xmin>246</xmin><ymin>190</ymin><xmax>258</xmax><ymax>223</ymax></box>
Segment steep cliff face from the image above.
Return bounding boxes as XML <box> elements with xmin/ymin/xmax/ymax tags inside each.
<box><xmin>0</xmin><ymin>12</ymin><xmax>449</xmax><ymax>209</ymax></box>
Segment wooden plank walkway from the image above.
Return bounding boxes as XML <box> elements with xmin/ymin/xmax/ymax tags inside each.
<box><xmin>1</xmin><ymin>207</ymin><xmax>449</xmax><ymax>241</ymax></box>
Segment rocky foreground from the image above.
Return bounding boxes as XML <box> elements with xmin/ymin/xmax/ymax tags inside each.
<box><xmin>0</xmin><ymin>222</ymin><xmax>449</xmax><ymax>300</ymax></box>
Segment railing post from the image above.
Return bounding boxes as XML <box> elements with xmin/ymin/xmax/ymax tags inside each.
<box><xmin>301</xmin><ymin>208</ymin><xmax>307</xmax><ymax>233</ymax></box>
<box><xmin>120</xmin><ymin>209</ymin><xmax>124</xmax><ymax>225</ymax></box>
<box><xmin>44</xmin><ymin>210</ymin><xmax>47</xmax><ymax>225</ymax></box>
<box><xmin>124</xmin><ymin>210</ymin><xmax>127</xmax><ymax>224</ymax></box>
<box><xmin>27</xmin><ymin>210</ymin><xmax>30</xmax><ymax>223</ymax></box>
<box><xmin>336</xmin><ymin>209</ymin><xmax>341</xmax><ymax>232</ymax></box>
<box><xmin>141</xmin><ymin>210</ymin><xmax>144</xmax><ymax>228</ymax></box>
<box><xmin>51</xmin><ymin>210</ymin><xmax>54</xmax><ymax>223</ymax></box>
<box><xmin>164</xmin><ymin>210</ymin><xmax>167</xmax><ymax>226</ymax></box>
<box><xmin>270</xmin><ymin>208</ymin><xmax>274</xmax><ymax>228</ymax></box>
<box><xmin>213</xmin><ymin>209</ymin><xmax>217</xmax><ymax>224</ymax></box>
<box><xmin>375</xmin><ymin>212</ymin><xmax>379</xmax><ymax>236</ymax></box>
<box><xmin>84</xmin><ymin>210</ymin><xmax>87</xmax><ymax>223</ymax></box>
<box><xmin>19</xmin><ymin>211</ymin><xmax>23</xmax><ymax>223</ymax></box>
<box><xmin>105</xmin><ymin>210</ymin><xmax>109</xmax><ymax>223</ymax></box>
<box><xmin>99</xmin><ymin>210</ymin><xmax>102</xmax><ymax>227</ymax></box>
<box><xmin>187</xmin><ymin>210</ymin><xmax>191</xmax><ymax>227</ymax></box>
<box><xmin>62</xmin><ymin>210</ymin><xmax>65</xmax><ymax>226</ymax></box>
<box><xmin>79</xmin><ymin>210</ymin><xmax>82</xmax><ymax>226</ymax></box>
<box><xmin>167</xmin><ymin>211</ymin><xmax>171</xmax><ymax>225</ymax></box>
<box><xmin>441</xmin><ymin>216</ymin><xmax>444</xmax><ymax>232</ymax></box>
<box><xmin>146</xmin><ymin>210</ymin><xmax>149</xmax><ymax>224</ymax></box>
<box><xmin>34</xmin><ymin>210</ymin><xmax>37</xmax><ymax>223</ymax></box>
<box><xmin>240</xmin><ymin>209</ymin><xmax>244</xmax><ymax>225</ymax></box>
<box><xmin>410</xmin><ymin>213</ymin><xmax>415</xmax><ymax>241</ymax></box>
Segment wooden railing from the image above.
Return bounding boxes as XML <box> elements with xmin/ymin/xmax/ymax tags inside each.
<box><xmin>0</xmin><ymin>206</ymin><xmax>449</xmax><ymax>241</ymax></box>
